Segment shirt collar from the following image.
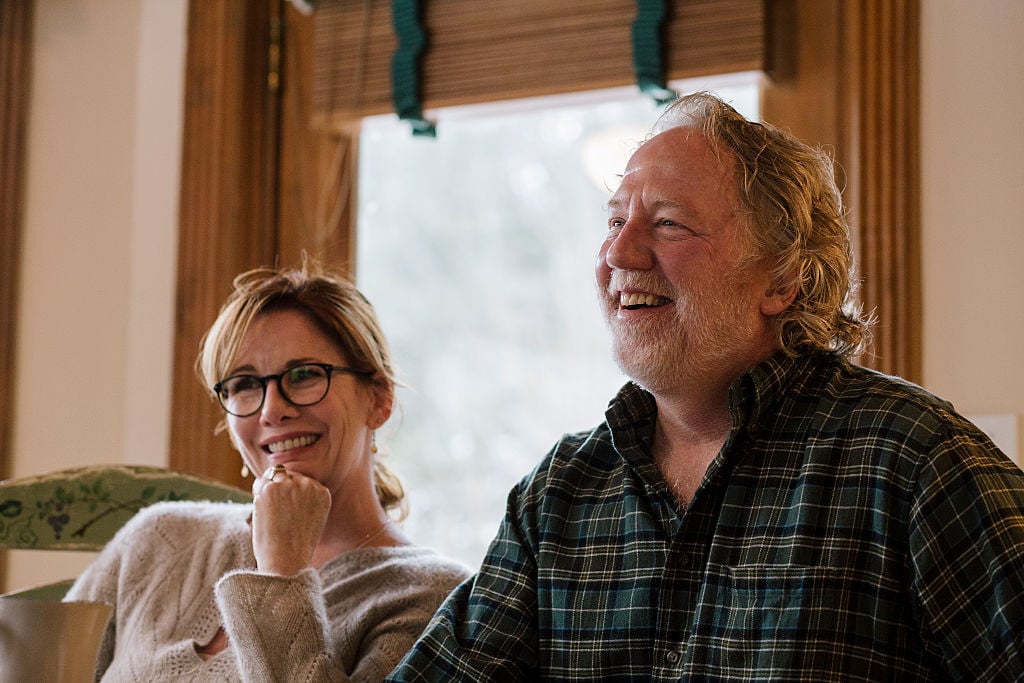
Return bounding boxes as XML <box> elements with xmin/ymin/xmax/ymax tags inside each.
<box><xmin>605</xmin><ymin>381</ymin><xmax>657</xmax><ymax>430</ymax></box>
<box><xmin>604</xmin><ymin>350</ymin><xmax>829</xmax><ymax>446</ymax></box>
<box><xmin>601</xmin><ymin>352</ymin><xmax>835</xmax><ymax>517</ymax></box>
<box><xmin>728</xmin><ymin>350</ymin><xmax>818</xmax><ymax>431</ymax></box>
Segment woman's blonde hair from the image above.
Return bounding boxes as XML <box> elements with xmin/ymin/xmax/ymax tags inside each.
<box><xmin>653</xmin><ymin>91</ymin><xmax>873</xmax><ymax>358</ymax></box>
<box><xmin>197</xmin><ymin>261</ymin><xmax>406</xmax><ymax>517</ymax></box>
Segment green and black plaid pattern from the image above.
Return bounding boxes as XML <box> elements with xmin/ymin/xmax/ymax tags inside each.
<box><xmin>390</xmin><ymin>352</ymin><xmax>1024</xmax><ymax>681</ymax></box>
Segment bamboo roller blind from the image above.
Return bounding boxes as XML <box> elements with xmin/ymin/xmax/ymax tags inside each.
<box><xmin>312</xmin><ymin>0</ymin><xmax>765</xmax><ymax>126</ymax></box>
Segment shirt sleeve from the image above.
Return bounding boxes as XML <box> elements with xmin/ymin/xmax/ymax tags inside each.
<box><xmin>386</xmin><ymin>486</ymin><xmax>542</xmax><ymax>681</ymax></box>
<box><xmin>908</xmin><ymin>428</ymin><xmax>1024</xmax><ymax>680</ymax></box>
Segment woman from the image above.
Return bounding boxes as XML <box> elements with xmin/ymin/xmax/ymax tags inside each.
<box><xmin>66</xmin><ymin>263</ymin><xmax>470</xmax><ymax>681</ymax></box>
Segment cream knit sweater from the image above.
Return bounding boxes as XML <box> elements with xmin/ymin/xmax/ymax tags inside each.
<box><xmin>65</xmin><ymin>500</ymin><xmax>470</xmax><ymax>682</ymax></box>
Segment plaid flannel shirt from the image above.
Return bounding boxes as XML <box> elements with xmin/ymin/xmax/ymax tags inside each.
<box><xmin>389</xmin><ymin>351</ymin><xmax>1024</xmax><ymax>681</ymax></box>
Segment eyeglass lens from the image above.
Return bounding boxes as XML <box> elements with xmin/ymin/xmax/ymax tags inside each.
<box><xmin>217</xmin><ymin>364</ymin><xmax>332</xmax><ymax>416</ymax></box>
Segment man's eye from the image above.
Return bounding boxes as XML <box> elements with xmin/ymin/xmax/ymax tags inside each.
<box><xmin>659</xmin><ymin>218</ymin><xmax>695</xmax><ymax>233</ymax></box>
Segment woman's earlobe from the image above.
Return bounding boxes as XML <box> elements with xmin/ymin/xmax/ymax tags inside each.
<box><xmin>370</xmin><ymin>384</ymin><xmax>394</xmax><ymax>429</ymax></box>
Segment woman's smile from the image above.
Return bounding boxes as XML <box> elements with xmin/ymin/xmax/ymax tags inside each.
<box><xmin>265</xmin><ymin>433</ymin><xmax>320</xmax><ymax>454</ymax></box>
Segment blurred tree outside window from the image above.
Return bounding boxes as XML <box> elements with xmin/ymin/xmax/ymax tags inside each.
<box><xmin>357</xmin><ymin>76</ymin><xmax>759</xmax><ymax>567</ymax></box>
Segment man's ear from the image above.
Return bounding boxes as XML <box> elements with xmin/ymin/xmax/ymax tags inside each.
<box><xmin>760</xmin><ymin>278</ymin><xmax>798</xmax><ymax>316</ymax></box>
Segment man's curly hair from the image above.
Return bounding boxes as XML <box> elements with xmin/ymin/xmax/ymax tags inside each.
<box><xmin>652</xmin><ymin>91</ymin><xmax>873</xmax><ymax>358</ymax></box>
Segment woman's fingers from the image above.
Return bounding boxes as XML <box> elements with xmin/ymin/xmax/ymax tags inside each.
<box><xmin>250</xmin><ymin>466</ymin><xmax>331</xmax><ymax>575</ymax></box>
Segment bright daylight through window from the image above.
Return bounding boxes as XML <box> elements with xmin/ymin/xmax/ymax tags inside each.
<box><xmin>357</xmin><ymin>74</ymin><xmax>760</xmax><ymax>567</ymax></box>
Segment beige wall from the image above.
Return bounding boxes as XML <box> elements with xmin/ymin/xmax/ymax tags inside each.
<box><xmin>920</xmin><ymin>0</ymin><xmax>1024</xmax><ymax>462</ymax></box>
<box><xmin>7</xmin><ymin>0</ymin><xmax>185</xmax><ymax>591</ymax></box>
<box><xmin>6</xmin><ymin>0</ymin><xmax>1023</xmax><ymax>590</ymax></box>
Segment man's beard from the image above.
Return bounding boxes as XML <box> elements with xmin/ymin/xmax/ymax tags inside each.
<box><xmin>606</xmin><ymin>267</ymin><xmax>759</xmax><ymax>394</ymax></box>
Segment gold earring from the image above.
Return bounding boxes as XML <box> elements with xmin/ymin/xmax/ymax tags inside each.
<box><xmin>371</xmin><ymin>432</ymin><xmax>378</xmax><ymax>454</ymax></box>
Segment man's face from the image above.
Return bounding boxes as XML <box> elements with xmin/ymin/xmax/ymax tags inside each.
<box><xmin>596</xmin><ymin>126</ymin><xmax>781</xmax><ymax>393</ymax></box>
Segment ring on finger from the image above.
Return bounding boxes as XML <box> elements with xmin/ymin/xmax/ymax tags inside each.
<box><xmin>268</xmin><ymin>464</ymin><xmax>287</xmax><ymax>482</ymax></box>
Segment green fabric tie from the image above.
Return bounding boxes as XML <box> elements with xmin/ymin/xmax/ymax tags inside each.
<box><xmin>391</xmin><ymin>0</ymin><xmax>436</xmax><ymax>136</ymax></box>
<box><xmin>632</xmin><ymin>0</ymin><xmax>677</xmax><ymax>105</ymax></box>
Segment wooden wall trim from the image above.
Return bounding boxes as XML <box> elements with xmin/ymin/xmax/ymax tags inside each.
<box><xmin>841</xmin><ymin>0</ymin><xmax>921</xmax><ymax>380</ymax></box>
<box><xmin>764</xmin><ymin>0</ymin><xmax>921</xmax><ymax>381</ymax></box>
<box><xmin>170</xmin><ymin>0</ymin><xmax>281</xmax><ymax>485</ymax></box>
<box><xmin>0</xmin><ymin>0</ymin><xmax>34</xmax><ymax>588</ymax></box>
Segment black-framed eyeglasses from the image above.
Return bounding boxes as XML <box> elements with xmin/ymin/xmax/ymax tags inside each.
<box><xmin>213</xmin><ymin>362</ymin><xmax>373</xmax><ymax>417</ymax></box>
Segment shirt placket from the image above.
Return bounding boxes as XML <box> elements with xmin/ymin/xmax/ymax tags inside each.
<box><xmin>647</xmin><ymin>480</ymin><xmax>727</xmax><ymax>681</ymax></box>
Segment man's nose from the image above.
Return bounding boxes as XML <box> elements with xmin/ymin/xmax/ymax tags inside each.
<box><xmin>603</xmin><ymin>217</ymin><xmax>653</xmax><ymax>270</ymax></box>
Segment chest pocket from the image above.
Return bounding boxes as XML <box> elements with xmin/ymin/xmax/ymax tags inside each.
<box><xmin>695</xmin><ymin>563</ymin><xmax>909</xmax><ymax>677</ymax></box>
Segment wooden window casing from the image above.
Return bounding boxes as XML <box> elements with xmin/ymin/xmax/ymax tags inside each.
<box><xmin>0</xmin><ymin>2</ymin><xmax>920</xmax><ymax>491</ymax></box>
<box><xmin>764</xmin><ymin>0</ymin><xmax>920</xmax><ymax>379</ymax></box>
<box><xmin>169</xmin><ymin>1</ymin><xmax>282</xmax><ymax>486</ymax></box>
<box><xmin>0</xmin><ymin>0</ymin><xmax>900</xmax><ymax>487</ymax></box>
<box><xmin>172</xmin><ymin>0</ymin><xmax>920</xmax><ymax>484</ymax></box>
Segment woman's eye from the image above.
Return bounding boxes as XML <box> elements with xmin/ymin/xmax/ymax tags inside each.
<box><xmin>228</xmin><ymin>376</ymin><xmax>262</xmax><ymax>394</ymax></box>
<box><xmin>288</xmin><ymin>365</ymin><xmax>325</xmax><ymax>384</ymax></box>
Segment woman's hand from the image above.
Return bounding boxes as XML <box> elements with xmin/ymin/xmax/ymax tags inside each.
<box><xmin>250</xmin><ymin>465</ymin><xmax>331</xmax><ymax>575</ymax></box>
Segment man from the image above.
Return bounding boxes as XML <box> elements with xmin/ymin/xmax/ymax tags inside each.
<box><xmin>387</xmin><ymin>92</ymin><xmax>1024</xmax><ymax>680</ymax></box>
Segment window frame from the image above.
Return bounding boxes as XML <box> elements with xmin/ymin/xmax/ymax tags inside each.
<box><xmin>168</xmin><ymin>0</ymin><xmax>920</xmax><ymax>483</ymax></box>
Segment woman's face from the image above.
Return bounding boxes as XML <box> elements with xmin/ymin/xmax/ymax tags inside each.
<box><xmin>224</xmin><ymin>308</ymin><xmax>391</xmax><ymax>498</ymax></box>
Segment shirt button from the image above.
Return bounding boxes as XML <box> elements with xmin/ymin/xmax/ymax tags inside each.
<box><xmin>665</xmin><ymin>650</ymin><xmax>681</xmax><ymax>665</ymax></box>
<box><xmin>676</xmin><ymin>553</ymin><xmax>690</xmax><ymax>568</ymax></box>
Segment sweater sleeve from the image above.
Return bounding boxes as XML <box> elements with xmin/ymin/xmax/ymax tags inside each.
<box><xmin>216</xmin><ymin>554</ymin><xmax>470</xmax><ymax>683</ymax></box>
<box><xmin>216</xmin><ymin>568</ymin><xmax>344</xmax><ymax>682</ymax></box>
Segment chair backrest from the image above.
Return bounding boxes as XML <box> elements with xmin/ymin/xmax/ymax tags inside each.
<box><xmin>0</xmin><ymin>464</ymin><xmax>252</xmax><ymax>598</ymax></box>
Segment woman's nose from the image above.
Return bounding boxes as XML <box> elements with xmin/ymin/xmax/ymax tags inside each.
<box><xmin>260</xmin><ymin>381</ymin><xmax>298</xmax><ymax>421</ymax></box>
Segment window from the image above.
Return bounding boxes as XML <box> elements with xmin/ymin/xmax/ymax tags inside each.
<box><xmin>357</xmin><ymin>75</ymin><xmax>759</xmax><ymax>566</ymax></box>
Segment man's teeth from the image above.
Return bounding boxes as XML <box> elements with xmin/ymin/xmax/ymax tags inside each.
<box><xmin>619</xmin><ymin>292</ymin><xmax>670</xmax><ymax>308</ymax></box>
<box><xmin>268</xmin><ymin>435</ymin><xmax>318</xmax><ymax>453</ymax></box>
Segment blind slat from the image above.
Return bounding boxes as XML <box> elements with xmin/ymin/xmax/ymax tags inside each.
<box><xmin>312</xmin><ymin>0</ymin><xmax>764</xmax><ymax>124</ymax></box>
